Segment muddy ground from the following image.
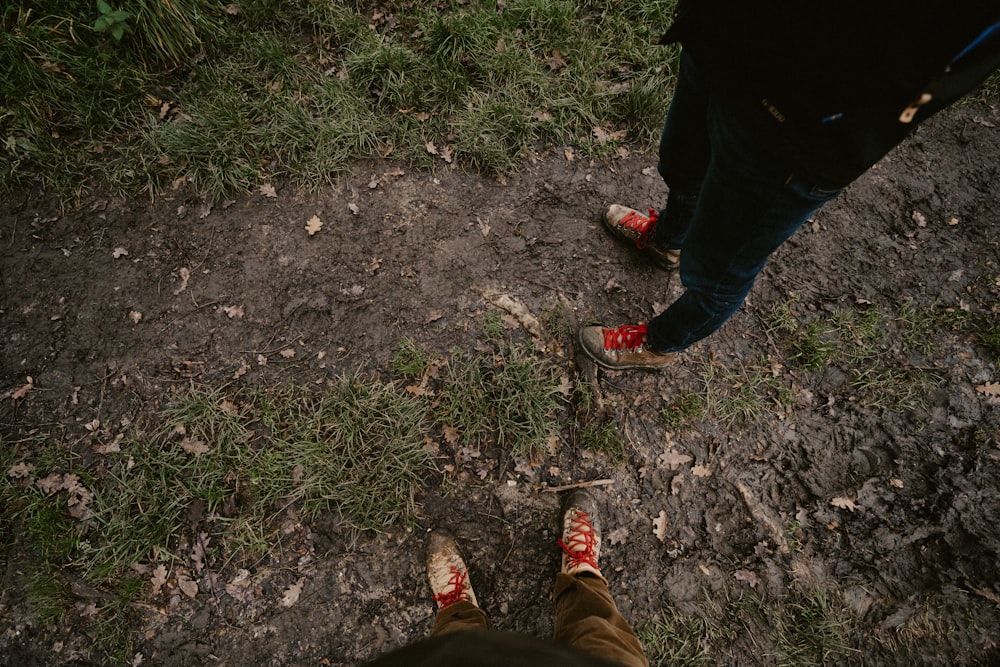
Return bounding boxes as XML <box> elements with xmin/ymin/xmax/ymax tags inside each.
<box><xmin>2</xmin><ymin>101</ymin><xmax>999</xmax><ymax>666</ymax></box>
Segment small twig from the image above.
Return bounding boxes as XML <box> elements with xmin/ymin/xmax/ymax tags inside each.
<box><xmin>541</xmin><ymin>478</ymin><xmax>615</xmax><ymax>493</ymax></box>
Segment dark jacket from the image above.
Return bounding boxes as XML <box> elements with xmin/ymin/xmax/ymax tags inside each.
<box><xmin>361</xmin><ymin>629</ymin><xmax>628</xmax><ymax>667</ymax></box>
<box><xmin>663</xmin><ymin>0</ymin><xmax>1000</xmax><ymax>186</ymax></box>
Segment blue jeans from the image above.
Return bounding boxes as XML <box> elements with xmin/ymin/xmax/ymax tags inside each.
<box><xmin>645</xmin><ymin>52</ymin><xmax>844</xmax><ymax>353</ymax></box>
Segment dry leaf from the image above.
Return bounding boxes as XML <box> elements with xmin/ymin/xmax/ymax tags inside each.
<box><xmin>691</xmin><ymin>465</ymin><xmax>712</xmax><ymax>478</ymax></box>
<box><xmin>911</xmin><ymin>210</ymin><xmax>927</xmax><ymax>227</ymax></box>
<box><xmin>348</xmin><ymin>202</ymin><xmax>360</xmax><ymax>215</ymax></box>
<box><xmin>259</xmin><ymin>183</ymin><xmax>277</xmax><ymax>198</ymax></box>
<box><xmin>976</xmin><ymin>382</ymin><xmax>1000</xmax><ymax>397</ymax></box>
<box><xmin>129</xmin><ymin>310</ymin><xmax>143</xmax><ymax>324</ymax></box>
<box><xmin>94</xmin><ymin>434</ymin><xmax>123</xmax><ymax>454</ymax></box>
<box><xmin>226</xmin><ymin>569</ymin><xmax>254</xmax><ymax>601</ymax></box>
<box><xmin>592</xmin><ymin>126</ymin><xmax>627</xmax><ymax>144</ymax></box>
<box><xmin>232</xmin><ymin>361</ymin><xmax>250</xmax><ymax>380</ymax></box>
<box><xmin>37</xmin><ymin>473</ymin><xmax>64</xmax><ymax>494</ymax></box>
<box><xmin>177</xmin><ymin>571</ymin><xmax>198</xmax><ymax>598</ymax></box>
<box><xmin>11</xmin><ymin>379</ymin><xmax>33</xmax><ymax>400</ymax></box>
<box><xmin>179</xmin><ymin>437</ymin><xmax>210</xmax><ymax>457</ymax></box>
<box><xmin>531</xmin><ymin>110</ymin><xmax>553</xmax><ymax>122</ymax></box>
<box><xmin>545</xmin><ymin>51</ymin><xmax>567</xmax><ymax>70</ymax></box>
<box><xmin>658</xmin><ymin>449</ymin><xmax>693</xmax><ymax>470</ymax></box>
<box><xmin>305</xmin><ymin>215</ymin><xmax>323</xmax><ymax>235</ymax></box>
<box><xmin>190</xmin><ymin>533</ymin><xmax>210</xmax><ymax>573</ymax></box>
<box><xmin>734</xmin><ymin>569</ymin><xmax>761</xmax><ymax>588</ymax></box>
<box><xmin>484</xmin><ymin>292</ymin><xmax>545</xmax><ymax>341</ymax></box>
<box><xmin>150</xmin><ymin>565</ymin><xmax>168</xmax><ymax>595</ymax></box>
<box><xmin>564</xmin><ymin>147</ymin><xmax>575</xmax><ymax>161</ymax></box>
<box><xmin>280</xmin><ymin>579</ymin><xmax>305</xmax><ymax>607</ymax></box>
<box><xmin>280</xmin><ymin>348</ymin><xmax>296</xmax><ymax>359</ymax></box>
<box><xmin>222</xmin><ymin>305</ymin><xmax>244</xmax><ymax>319</ymax></box>
<box><xmin>455</xmin><ymin>446</ymin><xmax>480</xmax><ymax>464</ymax></box>
<box><xmin>831</xmin><ymin>496</ymin><xmax>857</xmax><ymax>512</ymax></box>
<box><xmin>607</xmin><ymin>527</ymin><xmax>629</xmax><ymax>546</ymax></box>
<box><xmin>425</xmin><ymin>141</ymin><xmax>439</xmax><ymax>155</ymax></box>
<box><xmin>7</xmin><ymin>462</ymin><xmax>34</xmax><ymax>479</ymax></box>
<box><xmin>652</xmin><ymin>511</ymin><xmax>669</xmax><ymax>542</ymax></box>
<box><xmin>113</xmin><ymin>247</ymin><xmax>129</xmax><ymax>259</ymax></box>
<box><xmin>442</xmin><ymin>425</ymin><xmax>461</xmax><ymax>446</ymax></box>
<box><xmin>890</xmin><ymin>478</ymin><xmax>904</xmax><ymax>489</ymax></box>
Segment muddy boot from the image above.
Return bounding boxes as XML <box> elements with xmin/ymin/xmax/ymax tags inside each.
<box><xmin>558</xmin><ymin>489</ymin><xmax>607</xmax><ymax>584</ymax></box>
<box><xmin>578</xmin><ymin>323</ymin><xmax>676</xmax><ymax>371</ymax></box>
<box><xmin>603</xmin><ymin>204</ymin><xmax>680</xmax><ymax>270</ymax></box>
<box><xmin>426</xmin><ymin>531</ymin><xmax>479</xmax><ymax>610</ymax></box>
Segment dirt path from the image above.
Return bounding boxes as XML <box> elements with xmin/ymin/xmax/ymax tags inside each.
<box><xmin>2</xmin><ymin>101</ymin><xmax>999</xmax><ymax>666</ymax></box>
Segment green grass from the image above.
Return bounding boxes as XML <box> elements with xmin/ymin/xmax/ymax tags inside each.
<box><xmin>640</xmin><ymin>584</ymin><xmax>857</xmax><ymax>666</ymax></box>
<box><xmin>578</xmin><ymin>419</ymin><xmax>627</xmax><ymax>464</ymax></box>
<box><xmin>701</xmin><ymin>357</ymin><xmax>794</xmax><ymax>425</ymax></box>
<box><xmin>2</xmin><ymin>0</ymin><xmax>680</xmax><ymax>201</ymax></box>
<box><xmin>3</xmin><ymin>378</ymin><xmax>438</xmax><ymax>591</ymax></box>
<box><xmin>661</xmin><ymin>390</ymin><xmax>706</xmax><ymax>430</ymax></box>
<box><xmin>435</xmin><ymin>343</ymin><xmax>569</xmax><ymax>458</ymax></box>
<box><xmin>768</xmin><ymin>589</ymin><xmax>855</xmax><ymax>666</ymax></box>
<box><xmin>639</xmin><ymin>607</ymin><xmax>711</xmax><ymax>666</ymax></box>
<box><xmin>766</xmin><ymin>302</ymin><xmax>945</xmax><ymax>412</ymax></box>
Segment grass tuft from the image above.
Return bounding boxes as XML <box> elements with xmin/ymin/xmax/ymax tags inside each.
<box><xmin>639</xmin><ymin>607</ymin><xmax>710</xmax><ymax>666</ymax></box>
<box><xmin>435</xmin><ymin>343</ymin><xmax>568</xmax><ymax>458</ymax></box>
<box><xmin>578</xmin><ymin>420</ymin><xmax>626</xmax><ymax>465</ymax></box>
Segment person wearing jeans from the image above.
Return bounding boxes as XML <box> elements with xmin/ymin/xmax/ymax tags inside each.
<box><xmin>362</xmin><ymin>490</ymin><xmax>648</xmax><ymax>667</ymax></box>
<box><xmin>578</xmin><ymin>2</ymin><xmax>1000</xmax><ymax>370</ymax></box>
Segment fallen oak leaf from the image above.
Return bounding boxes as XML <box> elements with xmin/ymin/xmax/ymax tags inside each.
<box><xmin>831</xmin><ymin>496</ymin><xmax>857</xmax><ymax>512</ymax></box>
<box><xmin>179</xmin><ymin>437</ymin><xmax>210</xmax><ymax>457</ymax></box>
<box><xmin>652</xmin><ymin>510</ymin><xmax>668</xmax><ymax>543</ymax></box>
<box><xmin>259</xmin><ymin>183</ymin><xmax>277</xmax><ymax>198</ymax></box>
<box><xmin>657</xmin><ymin>449</ymin><xmax>693</xmax><ymax>470</ymax></box>
<box><xmin>734</xmin><ymin>569</ymin><xmax>761</xmax><ymax>589</ymax></box>
<box><xmin>150</xmin><ymin>564</ymin><xmax>168</xmax><ymax>596</ymax></box>
<box><xmin>976</xmin><ymin>381</ymin><xmax>1000</xmax><ymax>397</ymax></box>
<box><xmin>305</xmin><ymin>215</ymin><xmax>323</xmax><ymax>236</ymax></box>
<box><xmin>7</xmin><ymin>462</ymin><xmax>34</xmax><ymax>479</ymax></box>
<box><xmin>607</xmin><ymin>527</ymin><xmax>629</xmax><ymax>546</ymax></box>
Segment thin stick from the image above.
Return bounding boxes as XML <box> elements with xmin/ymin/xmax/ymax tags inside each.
<box><xmin>542</xmin><ymin>479</ymin><xmax>615</xmax><ymax>493</ymax></box>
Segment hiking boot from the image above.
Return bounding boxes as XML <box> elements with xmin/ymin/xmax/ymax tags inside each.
<box><xmin>578</xmin><ymin>323</ymin><xmax>676</xmax><ymax>371</ymax></box>
<box><xmin>558</xmin><ymin>489</ymin><xmax>606</xmax><ymax>582</ymax></box>
<box><xmin>426</xmin><ymin>531</ymin><xmax>478</xmax><ymax>610</ymax></box>
<box><xmin>603</xmin><ymin>204</ymin><xmax>680</xmax><ymax>270</ymax></box>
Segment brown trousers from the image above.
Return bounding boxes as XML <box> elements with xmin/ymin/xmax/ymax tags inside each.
<box><xmin>431</xmin><ymin>573</ymin><xmax>648</xmax><ymax>667</ymax></box>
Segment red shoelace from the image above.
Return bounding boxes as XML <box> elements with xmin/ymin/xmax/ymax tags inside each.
<box><xmin>618</xmin><ymin>208</ymin><xmax>659</xmax><ymax>249</ymax></box>
<box><xmin>602</xmin><ymin>323</ymin><xmax>648</xmax><ymax>352</ymax></box>
<box><xmin>557</xmin><ymin>509</ymin><xmax>600</xmax><ymax>572</ymax></box>
<box><xmin>432</xmin><ymin>566</ymin><xmax>470</xmax><ymax>609</ymax></box>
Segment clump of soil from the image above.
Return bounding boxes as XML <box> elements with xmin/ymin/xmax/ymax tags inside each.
<box><xmin>2</xmin><ymin>102</ymin><xmax>999</xmax><ymax>666</ymax></box>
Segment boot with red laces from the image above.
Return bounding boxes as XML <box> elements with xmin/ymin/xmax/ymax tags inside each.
<box><xmin>558</xmin><ymin>489</ymin><xmax>607</xmax><ymax>583</ymax></box>
<box><xmin>603</xmin><ymin>204</ymin><xmax>680</xmax><ymax>270</ymax></box>
<box><xmin>578</xmin><ymin>322</ymin><xmax>675</xmax><ymax>370</ymax></box>
<box><xmin>426</xmin><ymin>531</ymin><xmax>479</xmax><ymax>610</ymax></box>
